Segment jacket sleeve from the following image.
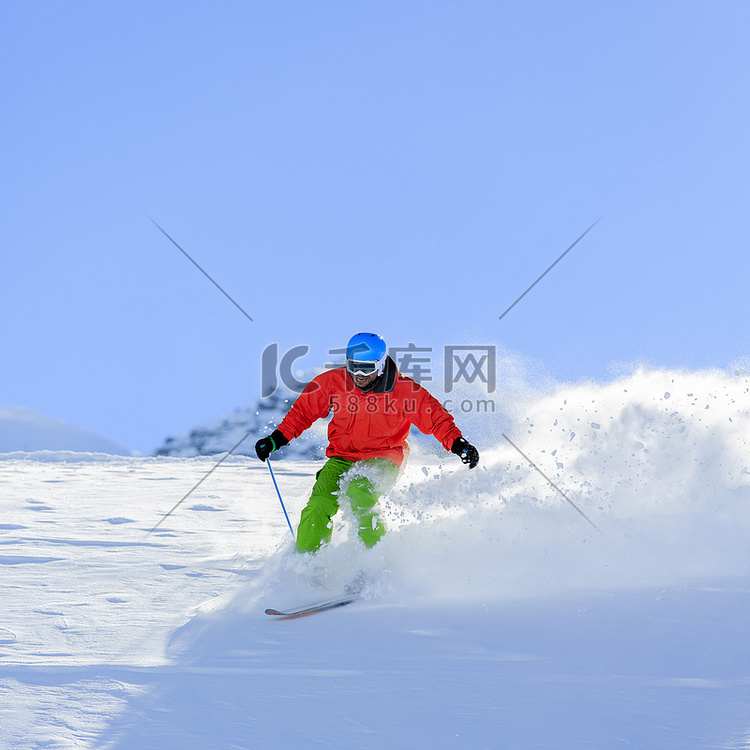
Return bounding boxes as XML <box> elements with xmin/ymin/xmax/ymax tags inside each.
<box><xmin>277</xmin><ymin>375</ymin><xmax>331</xmax><ymax>442</ymax></box>
<box><xmin>410</xmin><ymin>383</ymin><xmax>463</xmax><ymax>452</ymax></box>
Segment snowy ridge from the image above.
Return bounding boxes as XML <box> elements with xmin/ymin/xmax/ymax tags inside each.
<box><xmin>152</xmin><ymin>387</ymin><xmax>326</xmax><ymax>460</ymax></box>
<box><xmin>0</xmin><ymin>406</ymin><xmax>135</xmax><ymax>455</ymax></box>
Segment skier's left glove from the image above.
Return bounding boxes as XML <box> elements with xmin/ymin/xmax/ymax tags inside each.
<box><xmin>451</xmin><ymin>437</ymin><xmax>479</xmax><ymax>469</ymax></box>
<box><xmin>255</xmin><ymin>429</ymin><xmax>289</xmax><ymax>461</ymax></box>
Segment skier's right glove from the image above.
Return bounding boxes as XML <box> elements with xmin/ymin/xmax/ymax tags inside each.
<box><xmin>255</xmin><ymin>429</ymin><xmax>289</xmax><ymax>461</ymax></box>
<box><xmin>451</xmin><ymin>437</ymin><xmax>480</xmax><ymax>469</ymax></box>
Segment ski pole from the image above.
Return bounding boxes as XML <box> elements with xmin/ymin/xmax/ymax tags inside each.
<box><xmin>266</xmin><ymin>458</ymin><xmax>295</xmax><ymax>539</ymax></box>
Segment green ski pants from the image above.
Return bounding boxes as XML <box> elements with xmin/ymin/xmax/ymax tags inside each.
<box><xmin>296</xmin><ymin>456</ymin><xmax>399</xmax><ymax>554</ymax></box>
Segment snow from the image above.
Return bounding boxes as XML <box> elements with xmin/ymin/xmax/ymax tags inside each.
<box><xmin>1</xmin><ymin>366</ymin><xmax>750</xmax><ymax>749</ymax></box>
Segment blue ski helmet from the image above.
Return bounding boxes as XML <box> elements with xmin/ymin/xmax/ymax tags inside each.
<box><xmin>345</xmin><ymin>332</ymin><xmax>387</xmax><ymax>377</ymax></box>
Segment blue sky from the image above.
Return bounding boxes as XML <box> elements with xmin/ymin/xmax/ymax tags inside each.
<box><xmin>2</xmin><ymin>1</ymin><xmax>748</xmax><ymax>454</ymax></box>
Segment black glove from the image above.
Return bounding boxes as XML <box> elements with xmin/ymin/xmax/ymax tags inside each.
<box><xmin>451</xmin><ymin>437</ymin><xmax>479</xmax><ymax>469</ymax></box>
<box><xmin>255</xmin><ymin>429</ymin><xmax>289</xmax><ymax>462</ymax></box>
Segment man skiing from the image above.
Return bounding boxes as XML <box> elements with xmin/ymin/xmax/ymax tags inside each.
<box><xmin>255</xmin><ymin>332</ymin><xmax>480</xmax><ymax>553</ymax></box>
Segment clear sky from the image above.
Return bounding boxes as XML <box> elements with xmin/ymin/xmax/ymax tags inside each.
<box><xmin>2</xmin><ymin>1</ymin><xmax>748</xmax><ymax>454</ymax></box>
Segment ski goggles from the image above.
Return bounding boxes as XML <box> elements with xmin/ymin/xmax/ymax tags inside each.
<box><xmin>346</xmin><ymin>358</ymin><xmax>382</xmax><ymax>376</ymax></box>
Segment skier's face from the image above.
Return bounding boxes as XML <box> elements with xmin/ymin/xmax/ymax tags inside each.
<box><xmin>350</xmin><ymin>371</ymin><xmax>378</xmax><ymax>390</ymax></box>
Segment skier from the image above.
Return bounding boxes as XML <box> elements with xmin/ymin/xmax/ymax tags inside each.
<box><xmin>255</xmin><ymin>332</ymin><xmax>480</xmax><ymax>553</ymax></box>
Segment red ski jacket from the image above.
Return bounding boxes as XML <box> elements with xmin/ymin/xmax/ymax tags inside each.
<box><xmin>277</xmin><ymin>357</ymin><xmax>463</xmax><ymax>467</ymax></box>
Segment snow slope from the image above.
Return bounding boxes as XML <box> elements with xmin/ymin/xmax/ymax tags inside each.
<box><xmin>1</xmin><ymin>366</ymin><xmax>749</xmax><ymax>749</ymax></box>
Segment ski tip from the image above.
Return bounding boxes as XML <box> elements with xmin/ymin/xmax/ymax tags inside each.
<box><xmin>264</xmin><ymin>608</ymin><xmax>284</xmax><ymax>616</ymax></box>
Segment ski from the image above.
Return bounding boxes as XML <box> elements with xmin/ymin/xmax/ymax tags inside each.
<box><xmin>264</xmin><ymin>594</ymin><xmax>359</xmax><ymax>619</ymax></box>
